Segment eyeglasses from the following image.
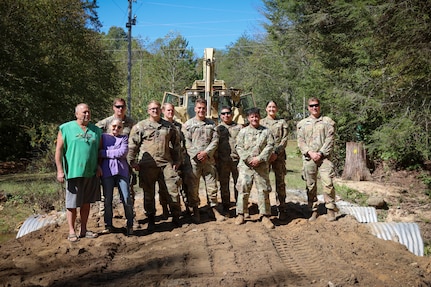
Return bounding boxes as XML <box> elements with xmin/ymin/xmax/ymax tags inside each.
<box><xmin>112</xmin><ymin>125</ymin><xmax>123</xmax><ymax>129</ymax></box>
<box><xmin>308</xmin><ymin>104</ymin><xmax>320</xmax><ymax>108</ymax></box>
<box><xmin>220</xmin><ymin>112</ymin><xmax>231</xmax><ymax>115</ymax></box>
<box><xmin>114</xmin><ymin>105</ymin><xmax>125</xmax><ymax>109</ymax></box>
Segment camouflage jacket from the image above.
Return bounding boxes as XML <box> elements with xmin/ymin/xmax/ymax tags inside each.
<box><xmin>236</xmin><ymin>125</ymin><xmax>274</xmax><ymax>169</ymax></box>
<box><xmin>260</xmin><ymin>117</ymin><xmax>289</xmax><ymax>156</ymax></box>
<box><xmin>297</xmin><ymin>115</ymin><xmax>335</xmax><ymax>159</ymax></box>
<box><xmin>183</xmin><ymin>117</ymin><xmax>219</xmax><ymax>164</ymax></box>
<box><xmin>96</xmin><ymin>115</ymin><xmax>136</xmax><ymax>136</ymax></box>
<box><xmin>127</xmin><ymin>118</ymin><xmax>180</xmax><ymax>168</ymax></box>
<box><xmin>216</xmin><ymin>121</ymin><xmax>243</xmax><ymax>162</ymax></box>
<box><xmin>171</xmin><ymin>120</ymin><xmax>186</xmax><ymax>163</ymax></box>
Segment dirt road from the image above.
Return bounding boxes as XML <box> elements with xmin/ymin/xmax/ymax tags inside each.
<box><xmin>1</xmin><ymin>184</ymin><xmax>430</xmax><ymax>287</ymax></box>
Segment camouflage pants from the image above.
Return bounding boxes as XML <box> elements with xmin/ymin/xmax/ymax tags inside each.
<box><xmin>236</xmin><ymin>165</ymin><xmax>271</xmax><ymax>215</ymax></box>
<box><xmin>269</xmin><ymin>156</ymin><xmax>287</xmax><ymax>210</ymax></box>
<box><xmin>302</xmin><ymin>158</ymin><xmax>336</xmax><ymax>210</ymax></box>
<box><xmin>139</xmin><ymin>164</ymin><xmax>180</xmax><ymax>216</ymax></box>
<box><xmin>188</xmin><ymin>161</ymin><xmax>219</xmax><ymax>207</ymax></box>
<box><xmin>217</xmin><ymin>160</ymin><xmax>239</xmax><ymax>207</ymax></box>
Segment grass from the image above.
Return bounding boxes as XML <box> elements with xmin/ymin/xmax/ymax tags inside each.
<box><xmin>285</xmin><ymin>140</ymin><xmax>309</xmax><ymax>190</ymax></box>
<box><xmin>0</xmin><ymin>172</ymin><xmax>63</xmax><ymax>236</ymax></box>
<box><xmin>334</xmin><ymin>184</ymin><xmax>369</xmax><ymax>206</ymax></box>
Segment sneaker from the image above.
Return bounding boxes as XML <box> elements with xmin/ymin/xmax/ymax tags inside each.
<box><xmin>235</xmin><ymin>214</ymin><xmax>245</xmax><ymax>225</ymax></box>
<box><xmin>101</xmin><ymin>226</ymin><xmax>114</xmax><ymax>234</ymax></box>
<box><xmin>262</xmin><ymin>216</ymin><xmax>275</xmax><ymax>229</ymax></box>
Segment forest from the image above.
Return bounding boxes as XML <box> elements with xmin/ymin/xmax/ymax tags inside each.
<box><xmin>1</xmin><ymin>0</ymin><xmax>430</xmax><ymax>173</ymax></box>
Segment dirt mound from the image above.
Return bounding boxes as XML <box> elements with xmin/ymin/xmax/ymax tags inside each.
<box><xmin>1</xmin><ymin>189</ymin><xmax>430</xmax><ymax>287</ymax></box>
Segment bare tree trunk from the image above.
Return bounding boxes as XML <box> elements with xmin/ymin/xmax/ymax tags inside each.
<box><xmin>342</xmin><ymin>142</ymin><xmax>372</xmax><ymax>181</ymax></box>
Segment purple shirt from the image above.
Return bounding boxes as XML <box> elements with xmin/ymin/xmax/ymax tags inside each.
<box><xmin>100</xmin><ymin>133</ymin><xmax>129</xmax><ymax>178</ymax></box>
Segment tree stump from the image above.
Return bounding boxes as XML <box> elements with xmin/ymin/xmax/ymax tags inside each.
<box><xmin>342</xmin><ymin>142</ymin><xmax>372</xmax><ymax>181</ymax></box>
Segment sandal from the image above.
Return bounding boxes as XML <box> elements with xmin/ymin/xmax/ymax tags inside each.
<box><xmin>67</xmin><ymin>234</ymin><xmax>80</xmax><ymax>242</ymax></box>
<box><xmin>80</xmin><ymin>230</ymin><xmax>99</xmax><ymax>238</ymax></box>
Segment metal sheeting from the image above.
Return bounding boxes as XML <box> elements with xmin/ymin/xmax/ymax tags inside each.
<box><xmin>339</xmin><ymin>206</ymin><xmax>378</xmax><ymax>223</ymax></box>
<box><xmin>16</xmin><ymin>212</ymin><xmax>66</xmax><ymax>239</ymax></box>
<box><xmin>367</xmin><ymin>222</ymin><xmax>424</xmax><ymax>257</ymax></box>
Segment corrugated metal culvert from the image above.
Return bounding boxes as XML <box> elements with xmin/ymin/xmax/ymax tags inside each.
<box><xmin>16</xmin><ymin>212</ymin><xmax>66</xmax><ymax>239</ymax></box>
<box><xmin>368</xmin><ymin>222</ymin><xmax>424</xmax><ymax>257</ymax></box>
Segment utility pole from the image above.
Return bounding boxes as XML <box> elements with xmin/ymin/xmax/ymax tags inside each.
<box><xmin>126</xmin><ymin>0</ymin><xmax>136</xmax><ymax>117</ymax></box>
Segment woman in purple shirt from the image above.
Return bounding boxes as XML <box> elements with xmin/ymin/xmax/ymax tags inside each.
<box><xmin>100</xmin><ymin>119</ymin><xmax>134</xmax><ymax>236</ymax></box>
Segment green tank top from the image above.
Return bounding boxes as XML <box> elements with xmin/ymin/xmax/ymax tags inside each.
<box><xmin>60</xmin><ymin>121</ymin><xmax>102</xmax><ymax>179</ymax></box>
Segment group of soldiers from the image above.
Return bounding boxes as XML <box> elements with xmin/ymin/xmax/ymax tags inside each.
<box><xmin>95</xmin><ymin>96</ymin><xmax>337</xmax><ymax>233</ymax></box>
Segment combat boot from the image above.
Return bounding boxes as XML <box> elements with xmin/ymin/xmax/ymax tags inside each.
<box><xmin>327</xmin><ymin>209</ymin><xmax>336</xmax><ymax>222</ymax></box>
<box><xmin>170</xmin><ymin>205</ymin><xmax>182</xmax><ymax>227</ymax></box>
<box><xmin>235</xmin><ymin>214</ymin><xmax>245</xmax><ymax>225</ymax></box>
<box><xmin>308</xmin><ymin>211</ymin><xmax>318</xmax><ymax>222</ymax></box>
<box><xmin>147</xmin><ymin>214</ymin><xmax>156</xmax><ymax>232</ymax></box>
<box><xmin>161</xmin><ymin>204</ymin><xmax>170</xmax><ymax>220</ymax></box>
<box><xmin>278</xmin><ymin>209</ymin><xmax>288</xmax><ymax>221</ymax></box>
<box><xmin>211</xmin><ymin>207</ymin><xmax>226</xmax><ymax>222</ymax></box>
<box><xmin>261</xmin><ymin>216</ymin><xmax>275</xmax><ymax>229</ymax></box>
<box><xmin>192</xmin><ymin>206</ymin><xmax>200</xmax><ymax>224</ymax></box>
<box><xmin>126</xmin><ymin>226</ymin><xmax>133</xmax><ymax>237</ymax></box>
<box><xmin>222</xmin><ymin>204</ymin><xmax>231</xmax><ymax>217</ymax></box>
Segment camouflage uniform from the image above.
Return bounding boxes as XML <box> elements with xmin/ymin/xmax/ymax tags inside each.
<box><xmin>297</xmin><ymin>115</ymin><xmax>336</xmax><ymax>211</ymax></box>
<box><xmin>182</xmin><ymin>117</ymin><xmax>219</xmax><ymax>208</ymax></box>
<box><xmin>235</xmin><ymin>125</ymin><xmax>274</xmax><ymax>215</ymax></box>
<box><xmin>216</xmin><ymin>121</ymin><xmax>242</xmax><ymax>209</ymax></box>
<box><xmin>158</xmin><ymin>120</ymin><xmax>189</xmax><ymax>209</ymax></box>
<box><xmin>127</xmin><ymin>118</ymin><xmax>181</xmax><ymax>218</ymax></box>
<box><xmin>260</xmin><ymin>117</ymin><xmax>289</xmax><ymax>212</ymax></box>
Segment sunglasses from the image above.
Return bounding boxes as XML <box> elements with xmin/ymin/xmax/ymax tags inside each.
<box><xmin>112</xmin><ymin>125</ymin><xmax>123</xmax><ymax>129</ymax></box>
<box><xmin>308</xmin><ymin>104</ymin><xmax>320</xmax><ymax>108</ymax></box>
<box><xmin>220</xmin><ymin>112</ymin><xmax>231</xmax><ymax>115</ymax></box>
<box><xmin>114</xmin><ymin>105</ymin><xmax>125</xmax><ymax>109</ymax></box>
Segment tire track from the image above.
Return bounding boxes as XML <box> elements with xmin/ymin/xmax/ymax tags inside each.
<box><xmin>270</xmin><ymin>233</ymin><xmax>333</xmax><ymax>285</ymax></box>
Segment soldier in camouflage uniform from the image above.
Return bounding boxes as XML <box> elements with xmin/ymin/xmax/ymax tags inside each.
<box><xmin>158</xmin><ymin>103</ymin><xmax>187</xmax><ymax>219</ymax></box>
<box><xmin>182</xmin><ymin>98</ymin><xmax>225</xmax><ymax>223</ymax></box>
<box><xmin>297</xmin><ymin>97</ymin><xmax>337</xmax><ymax>222</ymax></box>
<box><xmin>235</xmin><ymin>108</ymin><xmax>275</xmax><ymax>229</ymax></box>
<box><xmin>127</xmin><ymin>100</ymin><xmax>182</xmax><ymax>231</ymax></box>
<box><xmin>96</xmin><ymin>98</ymin><xmax>135</xmax><ymax>136</ymax></box>
<box><xmin>261</xmin><ymin>100</ymin><xmax>289</xmax><ymax>221</ymax></box>
<box><xmin>216</xmin><ymin>106</ymin><xmax>243</xmax><ymax>213</ymax></box>
<box><xmin>96</xmin><ymin>98</ymin><xmax>136</xmax><ymax>218</ymax></box>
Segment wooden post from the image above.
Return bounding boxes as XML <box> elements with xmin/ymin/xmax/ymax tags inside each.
<box><xmin>342</xmin><ymin>142</ymin><xmax>372</xmax><ymax>181</ymax></box>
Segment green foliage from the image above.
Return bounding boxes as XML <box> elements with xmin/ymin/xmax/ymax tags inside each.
<box><xmin>256</xmin><ymin>0</ymin><xmax>431</xmax><ymax>169</ymax></box>
<box><xmin>0</xmin><ymin>0</ymin><xmax>121</xmax><ymax>160</ymax></box>
<box><xmin>0</xmin><ymin>174</ymin><xmax>63</xmax><ymax>233</ymax></box>
<box><xmin>367</xmin><ymin>116</ymin><xmax>425</xmax><ymax>168</ymax></box>
<box><xmin>418</xmin><ymin>172</ymin><xmax>431</xmax><ymax>199</ymax></box>
<box><xmin>335</xmin><ymin>184</ymin><xmax>369</xmax><ymax>206</ymax></box>
<box><xmin>424</xmin><ymin>242</ymin><xmax>431</xmax><ymax>257</ymax></box>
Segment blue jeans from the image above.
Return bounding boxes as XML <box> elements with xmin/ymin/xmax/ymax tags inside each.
<box><xmin>101</xmin><ymin>175</ymin><xmax>134</xmax><ymax>228</ymax></box>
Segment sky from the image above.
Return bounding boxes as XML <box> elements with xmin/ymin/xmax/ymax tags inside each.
<box><xmin>96</xmin><ymin>0</ymin><xmax>267</xmax><ymax>57</ymax></box>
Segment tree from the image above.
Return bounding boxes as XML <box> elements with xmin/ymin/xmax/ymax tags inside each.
<box><xmin>0</xmin><ymin>0</ymin><xmax>121</xmax><ymax>160</ymax></box>
<box><xmin>147</xmin><ymin>32</ymin><xmax>198</xmax><ymax>94</ymax></box>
